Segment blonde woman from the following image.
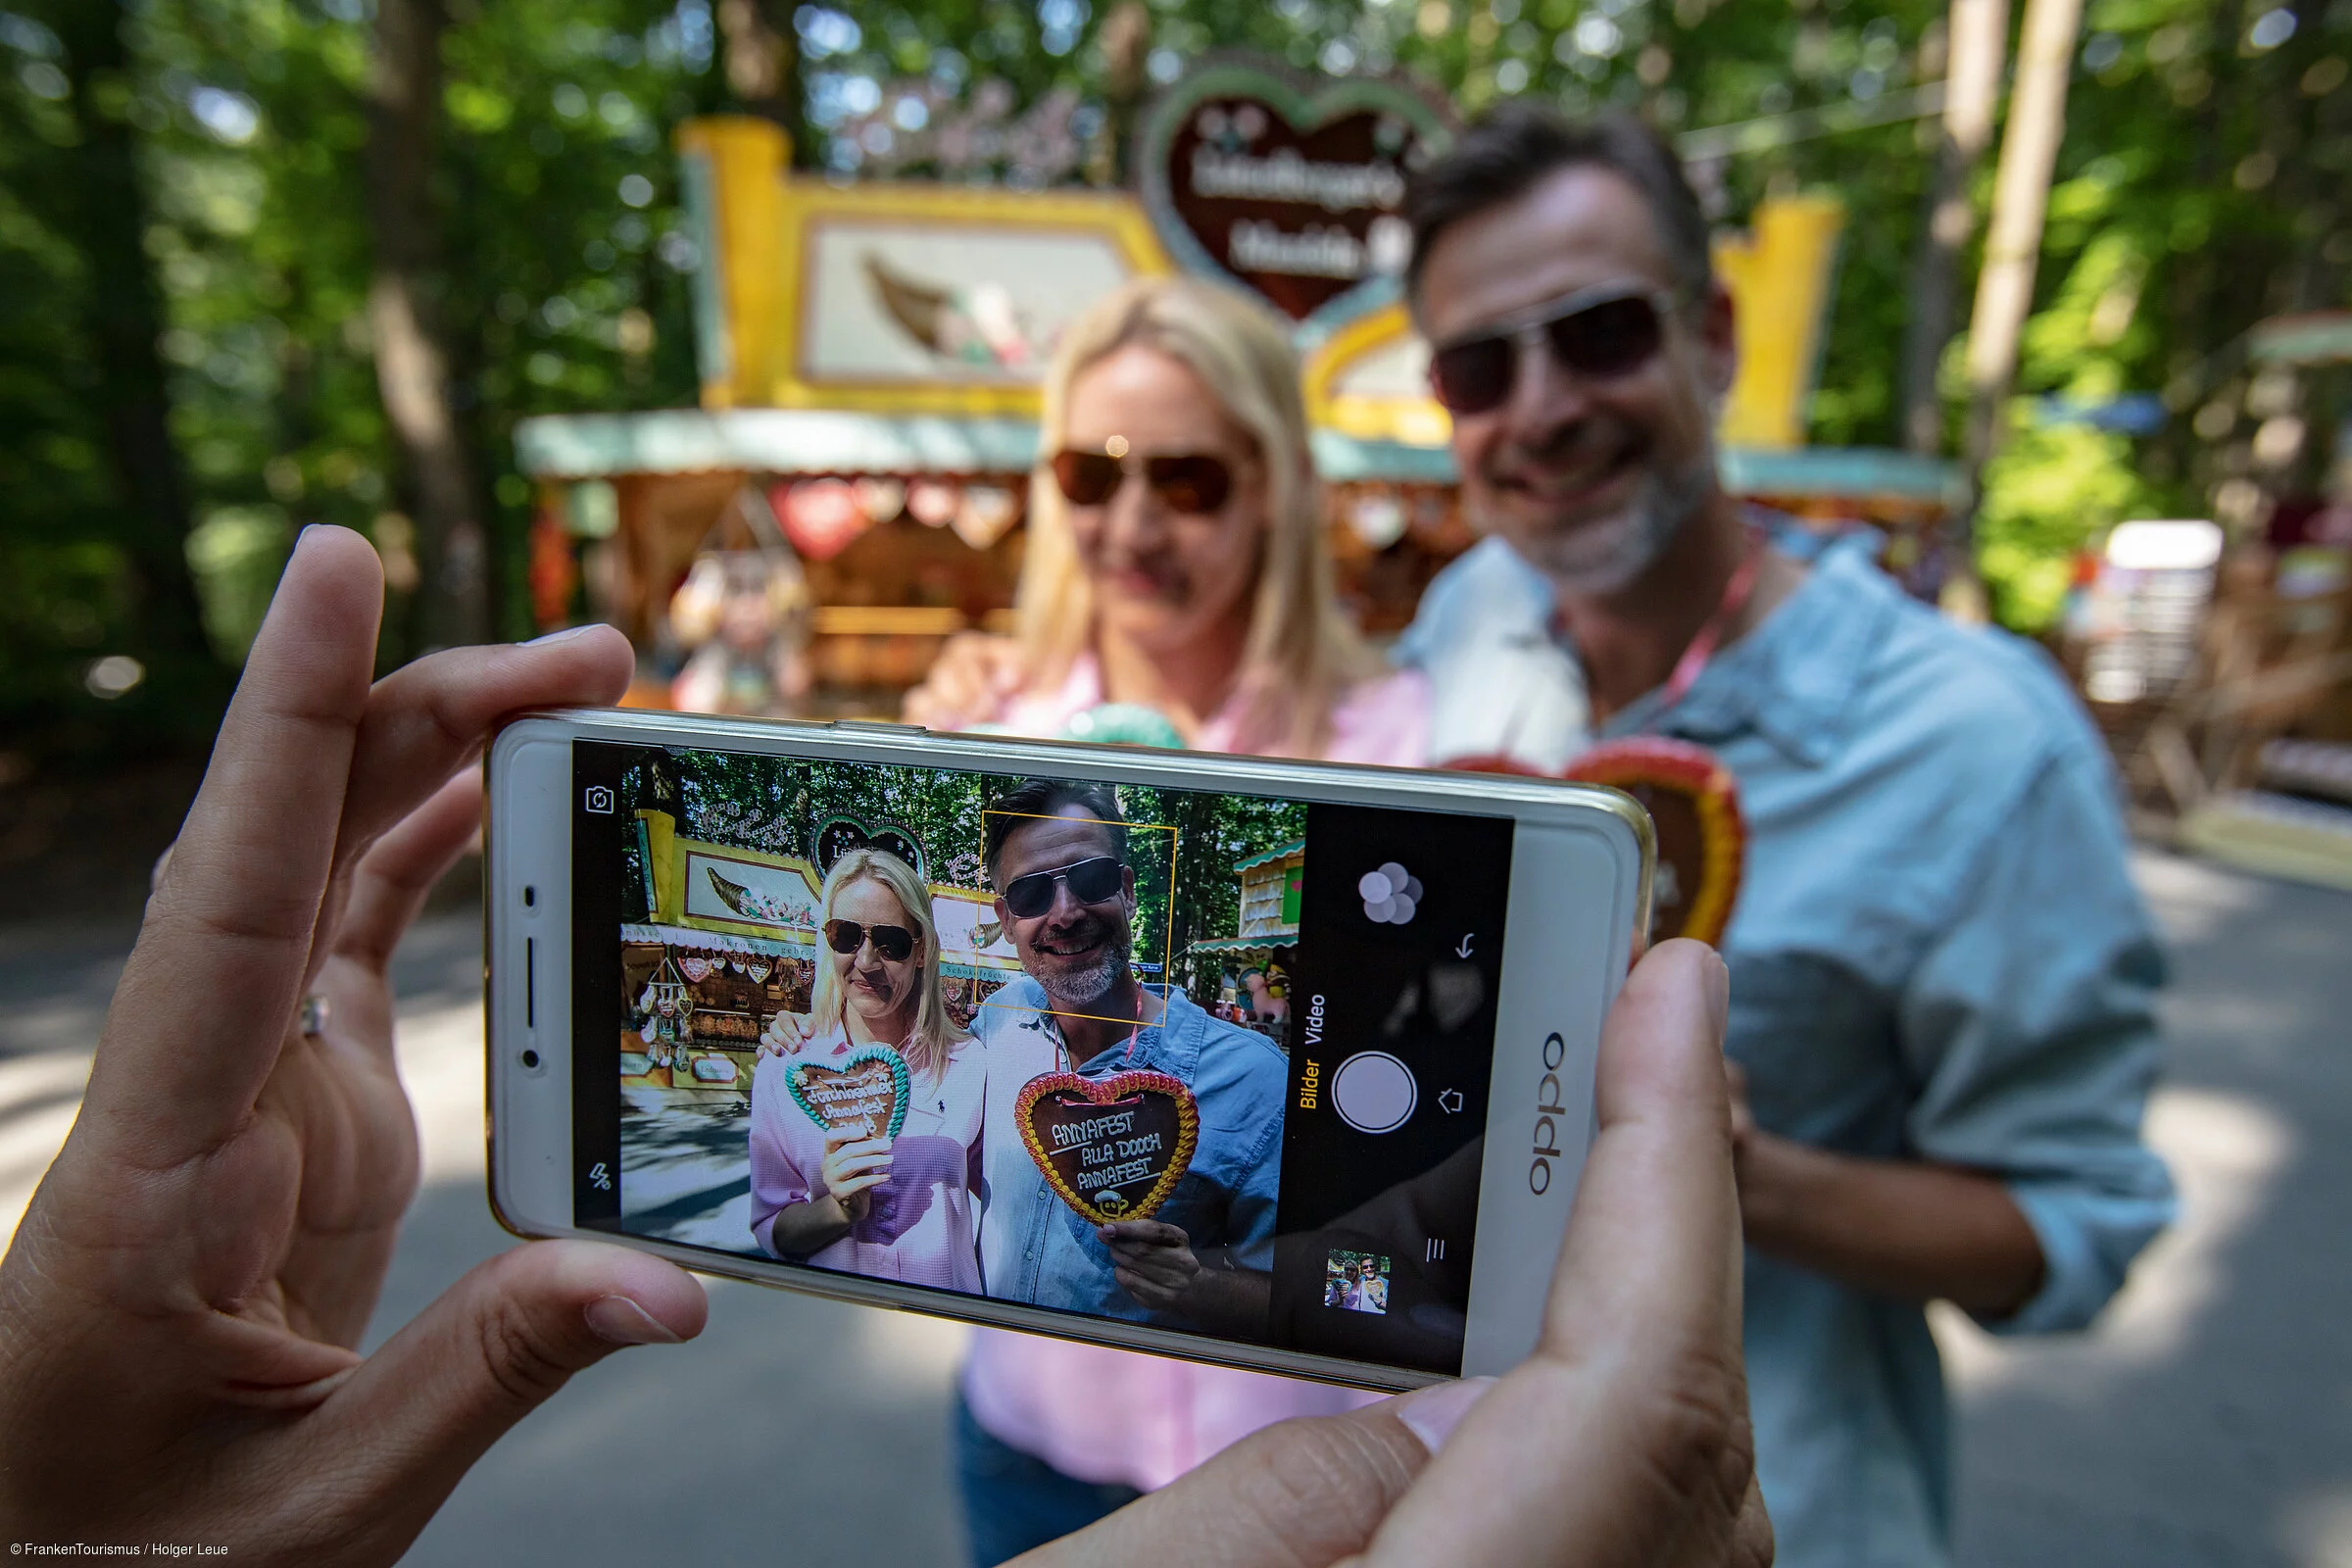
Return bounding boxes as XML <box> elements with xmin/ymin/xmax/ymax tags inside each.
<box><xmin>748</xmin><ymin>848</ymin><xmax>984</xmax><ymax>1292</ymax></box>
<box><xmin>906</xmin><ymin>275</ymin><xmax>1427</xmax><ymax>761</ymax></box>
<box><xmin>906</xmin><ymin>277</ymin><xmax>1420</xmax><ymax>1565</ymax></box>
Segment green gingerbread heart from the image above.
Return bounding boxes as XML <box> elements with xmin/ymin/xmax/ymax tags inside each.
<box><xmin>784</xmin><ymin>1044</ymin><xmax>911</xmax><ymax>1142</ymax></box>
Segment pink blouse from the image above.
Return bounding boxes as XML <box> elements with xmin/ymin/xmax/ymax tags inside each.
<box><xmin>993</xmin><ymin>654</ymin><xmax>1431</xmax><ymax>765</ymax></box>
<box><xmin>748</xmin><ymin>1026</ymin><xmax>986</xmax><ymax>1294</ymax></box>
<box><xmin>960</xmin><ymin>655</ymin><xmax>1430</xmax><ymax>1492</ymax></box>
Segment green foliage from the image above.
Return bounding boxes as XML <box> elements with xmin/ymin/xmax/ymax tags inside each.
<box><xmin>1978</xmin><ymin>418</ymin><xmax>2158</xmax><ymax>628</ymax></box>
<box><xmin>184</xmin><ymin>504</ymin><xmax>292</xmax><ymax>661</ymax></box>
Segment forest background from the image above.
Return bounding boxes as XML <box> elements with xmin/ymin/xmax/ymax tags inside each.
<box><xmin>2</xmin><ymin>0</ymin><xmax>2345</xmax><ymax>768</ymax></box>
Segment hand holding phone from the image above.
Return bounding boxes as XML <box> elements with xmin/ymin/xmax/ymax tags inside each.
<box><xmin>0</xmin><ymin>531</ymin><xmax>1760</xmax><ymax>1565</ymax></box>
<box><xmin>0</xmin><ymin>530</ymin><xmax>710</xmax><ymax>1553</ymax></box>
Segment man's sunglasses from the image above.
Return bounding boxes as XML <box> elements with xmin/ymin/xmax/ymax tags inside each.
<box><xmin>1049</xmin><ymin>449</ymin><xmax>1234</xmax><ymax>514</ymax></box>
<box><xmin>1426</xmin><ymin>284</ymin><xmax>1682</xmax><ymax>416</ymax></box>
<box><xmin>823</xmin><ymin>919</ymin><xmax>917</xmax><ymax>962</ymax></box>
<box><xmin>1000</xmin><ymin>856</ymin><xmax>1125</xmax><ymax>920</ymax></box>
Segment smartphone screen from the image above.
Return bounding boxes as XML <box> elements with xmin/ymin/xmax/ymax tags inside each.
<box><xmin>567</xmin><ymin>739</ymin><xmax>1516</xmax><ymax>1378</ymax></box>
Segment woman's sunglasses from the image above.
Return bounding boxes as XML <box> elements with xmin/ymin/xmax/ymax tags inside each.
<box><xmin>1426</xmin><ymin>284</ymin><xmax>1682</xmax><ymax>416</ymax></box>
<box><xmin>1000</xmin><ymin>856</ymin><xmax>1125</xmax><ymax>920</ymax></box>
<box><xmin>823</xmin><ymin>919</ymin><xmax>916</xmax><ymax>962</ymax></box>
<box><xmin>1049</xmin><ymin>449</ymin><xmax>1234</xmax><ymax>514</ymax></box>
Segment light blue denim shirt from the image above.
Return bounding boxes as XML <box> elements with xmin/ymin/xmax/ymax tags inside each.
<box><xmin>973</xmin><ymin>979</ymin><xmax>1290</xmax><ymax>1327</ymax></box>
<box><xmin>1400</xmin><ymin>527</ymin><xmax>2177</xmax><ymax>1568</ymax></box>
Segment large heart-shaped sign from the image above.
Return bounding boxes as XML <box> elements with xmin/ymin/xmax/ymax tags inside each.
<box><xmin>786</xmin><ymin>1045</ymin><xmax>912</xmax><ymax>1143</ymax></box>
<box><xmin>1136</xmin><ymin>60</ymin><xmax>1452</xmax><ymax>327</ymax></box>
<box><xmin>1446</xmin><ymin>738</ymin><xmax>1747</xmax><ymax>949</ymax></box>
<box><xmin>1017</xmin><ymin>1070</ymin><xmax>1200</xmax><ymax>1225</ymax></box>
<box><xmin>813</xmin><ymin>814</ymin><xmax>925</xmax><ymax>880</ymax></box>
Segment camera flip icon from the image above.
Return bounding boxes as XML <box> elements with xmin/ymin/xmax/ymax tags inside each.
<box><xmin>583</xmin><ymin>785</ymin><xmax>616</xmax><ymax>814</ymax></box>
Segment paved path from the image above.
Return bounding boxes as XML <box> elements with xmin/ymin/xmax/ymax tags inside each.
<box><xmin>0</xmin><ymin>850</ymin><xmax>2344</xmax><ymax>1566</ymax></box>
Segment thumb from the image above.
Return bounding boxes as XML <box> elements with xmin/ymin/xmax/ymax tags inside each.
<box><xmin>303</xmin><ymin>1241</ymin><xmax>707</xmax><ymax>1557</ymax></box>
<box><xmin>1016</xmin><ymin>1382</ymin><xmax>1476</xmax><ymax>1567</ymax></box>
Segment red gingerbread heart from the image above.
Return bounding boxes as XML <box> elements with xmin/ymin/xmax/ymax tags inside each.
<box><xmin>1016</xmin><ymin>1070</ymin><xmax>1200</xmax><ymax>1225</ymax></box>
<box><xmin>1447</xmin><ymin>737</ymin><xmax>1747</xmax><ymax>949</ymax></box>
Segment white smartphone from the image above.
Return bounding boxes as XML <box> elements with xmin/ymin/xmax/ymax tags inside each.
<box><xmin>486</xmin><ymin>710</ymin><xmax>1651</xmax><ymax>1393</ymax></box>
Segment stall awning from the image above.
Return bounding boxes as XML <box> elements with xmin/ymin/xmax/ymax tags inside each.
<box><xmin>2250</xmin><ymin>311</ymin><xmax>2352</xmax><ymax>367</ymax></box>
<box><xmin>1189</xmin><ymin>933</ymin><xmax>1298</xmax><ymax>955</ymax></box>
<box><xmin>620</xmin><ymin>921</ymin><xmax>1021</xmax><ymax>978</ymax></box>
<box><xmin>517</xmin><ymin>409</ymin><xmax>1043</xmax><ymax>480</ymax></box>
<box><xmin>1233</xmin><ymin>838</ymin><xmax>1306</xmax><ymax>873</ymax></box>
<box><xmin>516</xmin><ymin>407</ymin><xmax>1961</xmax><ymax>504</ymax></box>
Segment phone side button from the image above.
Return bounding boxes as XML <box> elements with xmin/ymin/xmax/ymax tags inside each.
<box><xmin>830</xmin><ymin>720</ymin><xmax>928</xmax><ymax>735</ymax></box>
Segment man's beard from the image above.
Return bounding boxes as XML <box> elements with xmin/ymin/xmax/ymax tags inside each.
<box><xmin>1030</xmin><ymin>918</ymin><xmax>1133</xmax><ymax>1010</ymax></box>
<box><xmin>1503</xmin><ymin>441</ymin><xmax>1716</xmax><ymax>598</ymax></box>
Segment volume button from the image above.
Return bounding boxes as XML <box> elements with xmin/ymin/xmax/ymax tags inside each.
<box><xmin>830</xmin><ymin>719</ymin><xmax>929</xmax><ymax>735</ymax></box>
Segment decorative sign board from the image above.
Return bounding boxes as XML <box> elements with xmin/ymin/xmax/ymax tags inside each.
<box><xmin>663</xmin><ymin>97</ymin><xmax>1850</xmax><ymax>459</ymax></box>
<box><xmin>1136</xmin><ymin>59</ymin><xmax>1453</xmax><ymax>329</ymax></box>
<box><xmin>681</xmin><ymin>850</ymin><xmax>821</xmax><ymax>932</ymax></box>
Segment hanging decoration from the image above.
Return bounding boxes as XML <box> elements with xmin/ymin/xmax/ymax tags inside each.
<box><xmin>952</xmin><ymin>484</ymin><xmax>1022</xmax><ymax>550</ymax></box>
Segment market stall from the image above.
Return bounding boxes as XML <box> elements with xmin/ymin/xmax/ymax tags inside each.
<box><xmin>618</xmin><ymin>753</ymin><xmax>1027</xmax><ymax>1101</ymax></box>
<box><xmin>515</xmin><ymin>60</ymin><xmax>1963</xmax><ymax>710</ymax></box>
<box><xmin>2044</xmin><ymin>311</ymin><xmax>2352</xmax><ymax>887</ymax></box>
<box><xmin>1185</xmin><ymin>838</ymin><xmax>1304</xmax><ymax>1035</ymax></box>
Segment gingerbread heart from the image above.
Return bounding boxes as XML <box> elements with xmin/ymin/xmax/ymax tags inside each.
<box><xmin>785</xmin><ymin>1045</ymin><xmax>911</xmax><ymax>1142</ymax></box>
<box><xmin>1446</xmin><ymin>738</ymin><xmax>1747</xmax><ymax>949</ymax></box>
<box><xmin>1016</xmin><ymin>1070</ymin><xmax>1200</xmax><ymax>1225</ymax></box>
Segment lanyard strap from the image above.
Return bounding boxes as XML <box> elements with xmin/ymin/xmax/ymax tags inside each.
<box><xmin>1048</xmin><ymin>1002</ymin><xmax>1145</xmax><ymax>1074</ymax></box>
<box><xmin>1651</xmin><ymin>525</ymin><xmax>1767</xmax><ymax>714</ymax></box>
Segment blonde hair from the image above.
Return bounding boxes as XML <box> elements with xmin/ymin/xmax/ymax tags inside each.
<box><xmin>808</xmin><ymin>848</ymin><xmax>967</xmax><ymax>1086</ymax></box>
<box><xmin>1018</xmin><ymin>276</ymin><xmax>1379</xmax><ymax>757</ymax></box>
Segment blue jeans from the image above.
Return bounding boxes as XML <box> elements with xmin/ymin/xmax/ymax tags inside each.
<box><xmin>954</xmin><ymin>1388</ymin><xmax>1143</xmax><ymax>1566</ymax></box>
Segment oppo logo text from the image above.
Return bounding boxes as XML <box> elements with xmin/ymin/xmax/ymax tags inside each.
<box><xmin>1529</xmin><ymin>1031</ymin><xmax>1568</xmax><ymax>1195</ymax></box>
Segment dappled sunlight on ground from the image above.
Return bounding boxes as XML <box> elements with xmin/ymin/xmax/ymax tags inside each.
<box><xmin>1937</xmin><ymin>1083</ymin><xmax>2296</xmax><ymax>1394</ymax></box>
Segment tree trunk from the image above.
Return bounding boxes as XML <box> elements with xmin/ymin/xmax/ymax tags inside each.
<box><xmin>1961</xmin><ymin>0</ymin><xmax>2082</xmax><ymax>468</ymax></box>
<box><xmin>1897</xmin><ymin>0</ymin><xmax>2008</xmax><ymax>456</ymax></box>
<box><xmin>45</xmin><ymin>0</ymin><xmax>221</xmax><ymax>705</ymax></box>
<box><xmin>718</xmin><ymin>0</ymin><xmax>812</xmax><ymax>164</ymax></box>
<box><xmin>1087</xmin><ymin>1</ymin><xmax>1153</xmax><ymax>187</ymax></box>
<box><xmin>365</xmin><ymin>0</ymin><xmax>490</xmax><ymax>652</ymax></box>
<box><xmin>1949</xmin><ymin>0</ymin><xmax>2082</xmax><ymax>619</ymax></box>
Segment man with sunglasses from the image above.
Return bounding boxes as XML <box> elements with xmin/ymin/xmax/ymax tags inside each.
<box><xmin>966</xmin><ymin>777</ymin><xmax>1287</xmax><ymax>1336</ymax></box>
<box><xmin>1393</xmin><ymin>106</ymin><xmax>2174</xmax><ymax>1568</ymax></box>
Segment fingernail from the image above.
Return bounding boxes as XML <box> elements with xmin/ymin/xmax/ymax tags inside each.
<box><xmin>1704</xmin><ymin>950</ymin><xmax>1731</xmax><ymax>1038</ymax></box>
<box><xmin>1392</xmin><ymin>1375</ymin><xmax>1495</xmax><ymax>1455</ymax></box>
<box><xmin>523</xmin><ymin>623</ymin><xmax>604</xmax><ymax>646</ymax></box>
<box><xmin>585</xmin><ymin>1294</ymin><xmax>683</xmax><ymax>1346</ymax></box>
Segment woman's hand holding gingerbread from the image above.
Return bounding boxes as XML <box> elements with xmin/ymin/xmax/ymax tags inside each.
<box><xmin>817</xmin><ymin>1128</ymin><xmax>895</xmax><ymax>1223</ymax></box>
